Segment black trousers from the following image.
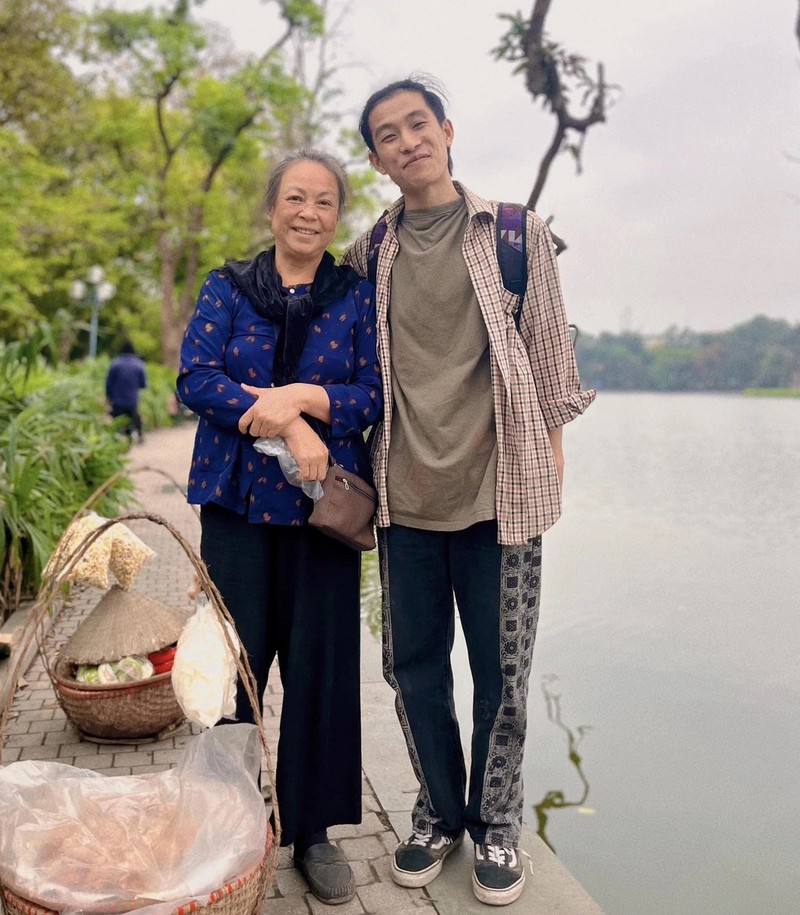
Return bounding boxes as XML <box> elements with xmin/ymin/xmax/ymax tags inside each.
<box><xmin>380</xmin><ymin>520</ymin><xmax>542</xmax><ymax>847</ymax></box>
<box><xmin>200</xmin><ymin>503</ymin><xmax>362</xmax><ymax>846</ymax></box>
<box><xmin>110</xmin><ymin>403</ymin><xmax>142</xmax><ymax>438</ymax></box>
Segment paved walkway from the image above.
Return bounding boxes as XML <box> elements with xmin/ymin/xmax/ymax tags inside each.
<box><xmin>0</xmin><ymin>423</ymin><xmax>603</xmax><ymax>914</ymax></box>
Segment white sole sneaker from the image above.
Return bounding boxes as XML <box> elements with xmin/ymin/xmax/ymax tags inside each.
<box><xmin>390</xmin><ymin>832</ymin><xmax>464</xmax><ymax>888</ymax></box>
<box><xmin>472</xmin><ymin>868</ymin><xmax>526</xmax><ymax>906</ymax></box>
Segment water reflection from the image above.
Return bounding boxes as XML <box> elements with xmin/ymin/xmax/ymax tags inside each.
<box><xmin>532</xmin><ymin>674</ymin><xmax>593</xmax><ymax>854</ymax></box>
<box><xmin>360</xmin><ymin>550</ymin><xmax>381</xmax><ymax>637</ymax></box>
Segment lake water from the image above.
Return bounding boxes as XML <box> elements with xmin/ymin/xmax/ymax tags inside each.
<box><xmin>363</xmin><ymin>392</ymin><xmax>800</xmax><ymax>914</ymax></box>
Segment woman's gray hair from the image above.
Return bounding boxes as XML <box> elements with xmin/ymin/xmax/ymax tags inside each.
<box><xmin>265</xmin><ymin>148</ymin><xmax>350</xmax><ymax>217</ymax></box>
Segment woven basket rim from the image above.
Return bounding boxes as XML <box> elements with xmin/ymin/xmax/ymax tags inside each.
<box><xmin>53</xmin><ymin>661</ymin><xmax>174</xmax><ymax>695</ymax></box>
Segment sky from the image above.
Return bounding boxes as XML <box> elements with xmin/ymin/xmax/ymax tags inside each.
<box><xmin>89</xmin><ymin>0</ymin><xmax>799</xmax><ymax>336</ymax></box>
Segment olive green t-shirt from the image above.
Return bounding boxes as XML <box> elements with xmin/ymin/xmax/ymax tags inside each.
<box><xmin>386</xmin><ymin>197</ymin><xmax>497</xmax><ymax>530</ymax></box>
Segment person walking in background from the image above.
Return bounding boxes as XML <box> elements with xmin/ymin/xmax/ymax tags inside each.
<box><xmin>177</xmin><ymin>149</ymin><xmax>381</xmax><ymax>906</ymax></box>
<box><xmin>344</xmin><ymin>77</ymin><xmax>595</xmax><ymax>906</ymax></box>
<box><xmin>105</xmin><ymin>341</ymin><xmax>147</xmax><ymax>442</ymax></box>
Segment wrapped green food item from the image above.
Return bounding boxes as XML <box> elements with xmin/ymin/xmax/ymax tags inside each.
<box><xmin>75</xmin><ymin>665</ymin><xmax>100</xmax><ymax>685</ymax></box>
<box><xmin>97</xmin><ymin>662</ymin><xmax>119</xmax><ymax>684</ymax></box>
<box><xmin>94</xmin><ymin>656</ymin><xmax>156</xmax><ymax>684</ymax></box>
<box><xmin>114</xmin><ymin>656</ymin><xmax>154</xmax><ymax>682</ymax></box>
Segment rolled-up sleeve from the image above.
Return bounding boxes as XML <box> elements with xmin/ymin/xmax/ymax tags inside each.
<box><xmin>520</xmin><ymin>215</ymin><xmax>595</xmax><ymax>429</ymax></box>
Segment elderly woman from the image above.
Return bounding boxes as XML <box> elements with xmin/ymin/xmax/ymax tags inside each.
<box><xmin>177</xmin><ymin>149</ymin><xmax>381</xmax><ymax>905</ymax></box>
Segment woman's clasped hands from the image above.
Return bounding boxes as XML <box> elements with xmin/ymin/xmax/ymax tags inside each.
<box><xmin>238</xmin><ymin>382</ymin><xmax>329</xmax><ymax>482</ymax></box>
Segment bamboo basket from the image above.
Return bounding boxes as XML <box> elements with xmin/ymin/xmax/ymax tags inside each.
<box><xmin>51</xmin><ymin>658</ymin><xmax>184</xmax><ymax>741</ymax></box>
<box><xmin>0</xmin><ymin>511</ymin><xmax>280</xmax><ymax>915</ymax></box>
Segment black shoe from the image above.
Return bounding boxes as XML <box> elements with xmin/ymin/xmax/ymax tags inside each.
<box><xmin>391</xmin><ymin>830</ymin><xmax>464</xmax><ymax>888</ymax></box>
<box><xmin>294</xmin><ymin>842</ymin><xmax>356</xmax><ymax>905</ymax></box>
<box><xmin>472</xmin><ymin>843</ymin><xmax>527</xmax><ymax>905</ymax></box>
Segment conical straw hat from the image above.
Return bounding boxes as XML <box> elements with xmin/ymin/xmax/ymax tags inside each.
<box><xmin>60</xmin><ymin>586</ymin><xmax>185</xmax><ymax>664</ymax></box>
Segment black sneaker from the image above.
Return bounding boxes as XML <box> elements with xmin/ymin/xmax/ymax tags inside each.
<box><xmin>391</xmin><ymin>830</ymin><xmax>464</xmax><ymax>887</ymax></box>
<box><xmin>472</xmin><ymin>843</ymin><xmax>526</xmax><ymax>905</ymax></box>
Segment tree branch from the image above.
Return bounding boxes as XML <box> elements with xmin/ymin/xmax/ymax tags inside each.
<box><xmin>529</xmin><ymin>122</ymin><xmax>565</xmax><ymax>210</ymax></box>
<box><xmin>511</xmin><ymin>0</ymin><xmax>612</xmax><ymax>224</ymax></box>
<box><xmin>155</xmin><ymin>73</ymin><xmax>180</xmax><ymax>175</ymax></box>
<box><xmin>797</xmin><ymin>0</ymin><xmax>800</xmax><ymax>50</ymax></box>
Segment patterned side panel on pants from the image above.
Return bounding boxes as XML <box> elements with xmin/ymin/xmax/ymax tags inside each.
<box><xmin>482</xmin><ymin>536</ymin><xmax>542</xmax><ymax>847</ymax></box>
<box><xmin>377</xmin><ymin>530</ymin><xmax>440</xmax><ymax>834</ymax></box>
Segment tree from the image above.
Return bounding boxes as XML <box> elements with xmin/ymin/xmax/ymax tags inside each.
<box><xmin>0</xmin><ymin>1</ymin><xmax>87</xmax><ymax>338</ymax></box>
<box><xmin>574</xmin><ymin>317</ymin><xmax>800</xmax><ymax>392</ymax></box>
<box><xmin>85</xmin><ymin>0</ymin><xmax>328</xmax><ymax>367</ymax></box>
<box><xmin>0</xmin><ymin>0</ymin><xmax>382</xmax><ymax>358</ymax></box>
<box><xmin>493</xmin><ymin>0</ymin><xmax>616</xmax><ymax>250</ymax></box>
<box><xmin>0</xmin><ymin>0</ymin><xmax>82</xmax><ymax>138</ymax></box>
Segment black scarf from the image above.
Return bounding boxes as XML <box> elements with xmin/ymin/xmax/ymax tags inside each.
<box><xmin>220</xmin><ymin>248</ymin><xmax>360</xmax><ymax>386</ymax></box>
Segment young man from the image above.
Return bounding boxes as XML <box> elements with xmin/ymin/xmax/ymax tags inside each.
<box><xmin>344</xmin><ymin>78</ymin><xmax>595</xmax><ymax>906</ymax></box>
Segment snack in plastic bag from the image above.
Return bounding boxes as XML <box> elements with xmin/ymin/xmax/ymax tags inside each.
<box><xmin>44</xmin><ymin>515</ymin><xmax>156</xmax><ymax>592</ymax></box>
<box><xmin>171</xmin><ymin>592</ymin><xmax>240</xmax><ymax>728</ymax></box>
<box><xmin>0</xmin><ymin>724</ymin><xmax>267</xmax><ymax>915</ymax></box>
<box><xmin>75</xmin><ymin>664</ymin><xmax>100</xmax><ymax>685</ymax></box>
<box><xmin>254</xmin><ymin>435</ymin><xmax>324</xmax><ymax>501</ymax></box>
<box><xmin>109</xmin><ymin>526</ymin><xmax>156</xmax><ymax>589</ymax></box>
<box><xmin>96</xmin><ymin>656</ymin><xmax>155</xmax><ymax>684</ymax></box>
<box><xmin>43</xmin><ymin>512</ymin><xmax>114</xmax><ymax>590</ymax></box>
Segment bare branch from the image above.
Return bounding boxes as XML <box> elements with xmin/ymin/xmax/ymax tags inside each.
<box><xmin>796</xmin><ymin>0</ymin><xmax>800</xmax><ymax>50</ymax></box>
<box><xmin>529</xmin><ymin>123</ymin><xmax>565</xmax><ymax>210</ymax></box>
<box><xmin>494</xmin><ymin>0</ymin><xmax>614</xmax><ymax>231</ymax></box>
<box><xmin>258</xmin><ymin>24</ymin><xmax>294</xmax><ymax>64</ymax></box>
<box><xmin>526</xmin><ymin>0</ymin><xmax>552</xmax><ymax>48</ymax></box>
<box><xmin>155</xmin><ymin>74</ymin><xmax>180</xmax><ymax>176</ymax></box>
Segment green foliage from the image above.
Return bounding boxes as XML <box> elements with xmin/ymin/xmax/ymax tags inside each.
<box><xmin>0</xmin><ymin>0</ymin><xmax>386</xmax><ymax>365</ymax></box>
<box><xmin>742</xmin><ymin>388</ymin><xmax>800</xmax><ymax>398</ymax></box>
<box><xmin>282</xmin><ymin>0</ymin><xmax>325</xmax><ymax>35</ymax></box>
<box><xmin>0</xmin><ymin>0</ymin><xmax>81</xmax><ymax>137</ymax></box>
<box><xmin>0</xmin><ymin>325</ymin><xmax>180</xmax><ymax>622</ymax></box>
<box><xmin>576</xmin><ymin>317</ymin><xmax>800</xmax><ymax>393</ymax></box>
<box><xmin>139</xmin><ymin>362</ymin><xmax>185</xmax><ymax>429</ymax></box>
<box><xmin>0</xmin><ymin>327</ymin><xmax>138</xmax><ymax>621</ymax></box>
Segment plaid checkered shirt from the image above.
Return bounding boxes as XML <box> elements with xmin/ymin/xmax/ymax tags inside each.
<box><xmin>343</xmin><ymin>183</ymin><xmax>596</xmax><ymax>544</ymax></box>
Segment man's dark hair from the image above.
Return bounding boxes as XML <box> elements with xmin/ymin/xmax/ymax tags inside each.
<box><xmin>359</xmin><ymin>76</ymin><xmax>454</xmax><ymax>175</ymax></box>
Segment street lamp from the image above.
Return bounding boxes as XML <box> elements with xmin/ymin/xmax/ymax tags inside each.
<box><xmin>69</xmin><ymin>266</ymin><xmax>116</xmax><ymax>358</ymax></box>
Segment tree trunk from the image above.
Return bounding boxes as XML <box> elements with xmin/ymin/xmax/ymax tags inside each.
<box><xmin>158</xmin><ymin>233</ymin><xmax>184</xmax><ymax>370</ymax></box>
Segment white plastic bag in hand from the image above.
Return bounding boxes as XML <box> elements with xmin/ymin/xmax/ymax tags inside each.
<box><xmin>254</xmin><ymin>435</ymin><xmax>323</xmax><ymax>501</ymax></box>
<box><xmin>171</xmin><ymin>593</ymin><xmax>240</xmax><ymax>728</ymax></box>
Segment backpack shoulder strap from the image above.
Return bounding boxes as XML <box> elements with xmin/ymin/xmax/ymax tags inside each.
<box><xmin>495</xmin><ymin>202</ymin><xmax>528</xmax><ymax>328</ymax></box>
<box><xmin>366</xmin><ymin>212</ymin><xmax>389</xmax><ymax>288</ymax></box>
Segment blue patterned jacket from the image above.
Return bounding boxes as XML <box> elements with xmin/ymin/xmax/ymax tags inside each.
<box><xmin>178</xmin><ymin>269</ymin><xmax>381</xmax><ymax>525</ymax></box>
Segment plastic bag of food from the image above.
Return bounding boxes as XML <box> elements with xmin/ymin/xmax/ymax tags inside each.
<box><xmin>96</xmin><ymin>656</ymin><xmax>155</xmax><ymax>684</ymax></box>
<box><xmin>171</xmin><ymin>593</ymin><xmax>240</xmax><ymax>728</ymax></box>
<box><xmin>109</xmin><ymin>526</ymin><xmax>155</xmax><ymax>589</ymax></box>
<box><xmin>75</xmin><ymin>664</ymin><xmax>100</xmax><ymax>684</ymax></box>
<box><xmin>43</xmin><ymin>512</ymin><xmax>114</xmax><ymax>590</ymax></box>
<box><xmin>0</xmin><ymin>724</ymin><xmax>267</xmax><ymax>915</ymax></box>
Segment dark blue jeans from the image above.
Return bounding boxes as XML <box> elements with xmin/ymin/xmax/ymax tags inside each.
<box><xmin>379</xmin><ymin>520</ymin><xmax>542</xmax><ymax>847</ymax></box>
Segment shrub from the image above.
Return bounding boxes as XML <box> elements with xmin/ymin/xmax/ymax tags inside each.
<box><xmin>0</xmin><ymin>334</ymin><xmax>133</xmax><ymax>621</ymax></box>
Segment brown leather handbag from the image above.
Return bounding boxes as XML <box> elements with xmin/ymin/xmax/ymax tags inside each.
<box><xmin>308</xmin><ymin>462</ymin><xmax>377</xmax><ymax>551</ymax></box>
